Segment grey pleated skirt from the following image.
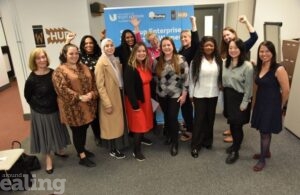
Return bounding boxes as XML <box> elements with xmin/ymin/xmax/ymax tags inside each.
<box><xmin>30</xmin><ymin>109</ymin><xmax>71</xmax><ymax>154</ymax></box>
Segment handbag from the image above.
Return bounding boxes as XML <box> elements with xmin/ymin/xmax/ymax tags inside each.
<box><xmin>11</xmin><ymin>141</ymin><xmax>41</xmax><ymax>171</ymax></box>
<box><xmin>0</xmin><ymin>156</ymin><xmax>33</xmax><ymax>191</ymax></box>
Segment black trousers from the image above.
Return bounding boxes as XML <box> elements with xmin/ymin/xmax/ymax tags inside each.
<box><xmin>191</xmin><ymin>97</ymin><xmax>218</xmax><ymax>149</ymax></box>
<box><xmin>90</xmin><ymin>114</ymin><xmax>100</xmax><ymax>139</ymax></box>
<box><xmin>181</xmin><ymin>93</ymin><xmax>194</xmax><ymax>132</ymax></box>
<box><xmin>70</xmin><ymin>124</ymin><xmax>90</xmax><ymax>154</ymax></box>
<box><xmin>230</xmin><ymin>123</ymin><xmax>244</xmax><ymax>152</ymax></box>
<box><xmin>158</xmin><ymin>96</ymin><xmax>180</xmax><ymax>144</ymax></box>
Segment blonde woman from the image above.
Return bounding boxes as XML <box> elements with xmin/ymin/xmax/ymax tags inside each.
<box><xmin>24</xmin><ymin>48</ymin><xmax>70</xmax><ymax>174</ymax></box>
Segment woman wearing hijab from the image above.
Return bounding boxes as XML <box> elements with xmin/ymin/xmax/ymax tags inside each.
<box><xmin>95</xmin><ymin>38</ymin><xmax>128</xmax><ymax>159</ymax></box>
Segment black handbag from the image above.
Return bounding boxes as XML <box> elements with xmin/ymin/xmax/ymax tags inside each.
<box><xmin>0</xmin><ymin>156</ymin><xmax>33</xmax><ymax>191</ymax></box>
<box><xmin>11</xmin><ymin>141</ymin><xmax>41</xmax><ymax>171</ymax></box>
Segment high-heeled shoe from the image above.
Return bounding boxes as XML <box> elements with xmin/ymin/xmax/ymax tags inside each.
<box><xmin>225</xmin><ymin>151</ymin><xmax>239</xmax><ymax>164</ymax></box>
<box><xmin>54</xmin><ymin>152</ymin><xmax>69</xmax><ymax>158</ymax></box>
<box><xmin>46</xmin><ymin>167</ymin><xmax>54</xmax><ymax>174</ymax></box>
<box><xmin>170</xmin><ymin>143</ymin><xmax>178</xmax><ymax>156</ymax></box>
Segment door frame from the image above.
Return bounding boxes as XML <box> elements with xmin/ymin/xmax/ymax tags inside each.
<box><xmin>194</xmin><ymin>4</ymin><xmax>224</xmax><ymax>47</ymax></box>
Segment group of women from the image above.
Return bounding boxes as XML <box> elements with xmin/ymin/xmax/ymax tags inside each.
<box><xmin>24</xmin><ymin>15</ymin><xmax>289</xmax><ymax>174</ymax></box>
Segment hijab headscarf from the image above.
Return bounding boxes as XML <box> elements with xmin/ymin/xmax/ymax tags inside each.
<box><xmin>100</xmin><ymin>38</ymin><xmax>123</xmax><ymax>87</ymax></box>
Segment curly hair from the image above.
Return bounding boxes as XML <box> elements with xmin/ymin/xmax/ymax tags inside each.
<box><xmin>79</xmin><ymin>35</ymin><xmax>101</xmax><ymax>57</ymax></box>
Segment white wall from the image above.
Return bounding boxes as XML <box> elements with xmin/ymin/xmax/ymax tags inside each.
<box><xmin>0</xmin><ymin>0</ymin><xmax>91</xmax><ymax>115</ymax></box>
<box><xmin>253</xmin><ymin>0</ymin><xmax>300</xmax><ymax>62</ymax></box>
<box><xmin>0</xmin><ymin>51</ymin><xmax>9</xmax><ymax>88</ymax></box>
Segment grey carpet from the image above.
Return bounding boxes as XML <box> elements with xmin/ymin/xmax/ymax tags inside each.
<box><xmin>6</xmin><ymin>114</ymin><xmax>300</xmax><ymax>195</ymax></box>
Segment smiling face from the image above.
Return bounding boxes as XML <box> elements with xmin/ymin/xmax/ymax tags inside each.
<box><xmin>83</xmin><ymin>37</ymin><xmax>95</xmax><ymax>54</ymax></box>
<box><xmin>103</xmin><ymin>40</ymin><xmax>115</xmax><ymax>56</ymax></box>
<box><xmin>203</xmin><ymin>41</ymin><xmax>215</xmax><ymax>57</ymax></box>
<box><xmin>223</xmin><ymin>29</ymin><xmax>236</xmax><ymax>44</ymax></box>
<box><xmin>35</xmin><ymin>52</ymin><xmax>48</xmax><ymax>70</ymax></box>
<box><xmin>161</xmin><ymin>39</ymin><xmax>174</xmax><ymax>56</ymax></box>
<box><xmin>125</xmin><ymin>32</ymin><xmax>135</xmax><ymax>46</ymax></box>
<box><xmin>259</xmin><ymin>45</ymin><xmax>272</xmax><ymax>64</ymax></box>
<box><xmin>180</xmin><ymin>31</ymin><xmax>191</xmax><ymax>48</ymax></box>
<box><xmin>228</xmin><ymin>41</ymin><xmax>240</xmax><ymax>59</ymax></box>
<box><xmin>148</xmin><ymin>34</ymin><xmax>159</xmax><ymax>49</ymax></box>
<box><xmin>66</xmin><ymin>46</ymin><xmax>80</xmax><ymax>65</ymax></box>
<box><xmin>136</xmin><ymin>45</ymin><xmax>147</xmax><ymax>62</ymax></box>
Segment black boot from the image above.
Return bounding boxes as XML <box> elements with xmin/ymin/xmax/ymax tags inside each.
<box><xmin>164</xmin><ymin>137</ymin><xmax>172</xmax><ymax>145</ymax></box>
<box><xmin>226</xmin><ymin>145</ymin><xmax>234</xmax><ymax>154</ymax></box>
<box><xmin>226</xmin><ymin>151</ymin><xmax>239</xmax><ymax>164</ymax></box>
<box><xmin>133</xmin><ymin>133</ymin><xmax>145</xmax><ymax>161</ymax></box>
<box><xmin>170</xmin><ymin>143</ymin><xmax>178</xmax><ymax>156</ymax></box>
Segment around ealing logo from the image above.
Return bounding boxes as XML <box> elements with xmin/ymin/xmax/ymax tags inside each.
<box><xmin>0</xmin><ymin>174</ymin><xmax>66</xmax><ymax>193</ymax></box>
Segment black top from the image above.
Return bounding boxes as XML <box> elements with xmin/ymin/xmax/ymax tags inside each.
<box><xmin>179</xmin><ymin>31</ymin><xmax>200</xmax><ymax>66</ymax></box>
<box><xmin>24</xmin><ymin>69</ymin><xmax>58</xmax><ymax>114</ymax></box>
<box><xmin>81</xmin><ymin>53</ymin><xmax>100</xmax><ymax>72</ymax></box>
<box><xmin>245</xmin><ymin>32</ymin><xmax>258</xmax><ymax>52</ymax></box>
<box><xmin>124</xmin><ymin>66</ymin><xmax>144</xmax><ymax>110</ymax></box>
<box><xmin>115</xmin><ymin>45</ymin><xmax>132</xmax><ymax>75</ymax></box>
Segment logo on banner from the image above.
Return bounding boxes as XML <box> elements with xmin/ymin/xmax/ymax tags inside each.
<box><xmin>170</xmin><ymin>10</ymin><xmax>188</xmax><ymax>20</ymax></box>
<box><xmin>148</xmin><ymin>11</ymin><xmax>166</xmax><ymax>19</ymax></box>
<box><xmin>109</xmin><ymin>14</ymin><xmax>117</xmax><ymax>21</ymax></box>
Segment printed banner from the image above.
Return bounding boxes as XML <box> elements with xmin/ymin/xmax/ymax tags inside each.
<box><xmin>104</xmin><ymin>5</ymin><xmax>194</xmax><ymax>50</ymax></box>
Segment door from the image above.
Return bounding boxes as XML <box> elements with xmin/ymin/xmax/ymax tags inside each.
<box><xmin>0</xmin><ymin>17</ymin><xmax>15</xmax><ymax>80</ymax></box>
<box><xmin>194</xmin><ymin>4</ymin><xmax>224</xmax><ymax>47</ymax></box>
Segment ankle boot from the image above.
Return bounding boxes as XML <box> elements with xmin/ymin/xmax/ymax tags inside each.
<box><xmin>170</xmin><ymin>143</ymin><xmax>178</xmax><ymax>156</ymax></box>
<box><xmin>226</xmin><ymin>151</ymin><xmax>239</xmax><ymax>164</ymax></box>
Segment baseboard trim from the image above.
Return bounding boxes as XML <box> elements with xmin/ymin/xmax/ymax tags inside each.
<box><xmin>23</xmin><ymin>113</ymin><xmax>31</xmax><ymax>121</ymax></box>
<box><xmin>0</xmin><ymin>83</ymin><xmax>11</xmax><ymax>92</ymax></box>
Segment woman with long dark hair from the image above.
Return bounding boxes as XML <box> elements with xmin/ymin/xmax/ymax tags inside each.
<box><xmin>220</xmin><ymin>15</ymin><xmax>258</xmax><ymax>143</ymax></box>
<box><xmin>189</xmin><ymin>36</ymin><xmax>222</xmax><ymax>158</ymax></box>
<box><xmin>251</xmin><ymin>41</ymin><xmax>289</xmax><ymax>171</ymax></box>
<box><xmin>222</xmin><ymin>39</ymin><xmax>253</xmax><ymax>164</ymax></box>
<box><xmin>66</xmin><ymin>33</ymin><xmax>102</xmax><ymax>146</ymax></box>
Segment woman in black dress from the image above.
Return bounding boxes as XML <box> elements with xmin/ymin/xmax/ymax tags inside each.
<box><xmin>251</xmin><ymin>41</ymin><xmax>289</xmax><ymax>171</ymax></box>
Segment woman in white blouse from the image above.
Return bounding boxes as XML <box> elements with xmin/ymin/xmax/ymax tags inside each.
<box><xmin>189</xmin><ymin>36</ymin><xmax>222</xmax><ymax>158</ymax></box>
